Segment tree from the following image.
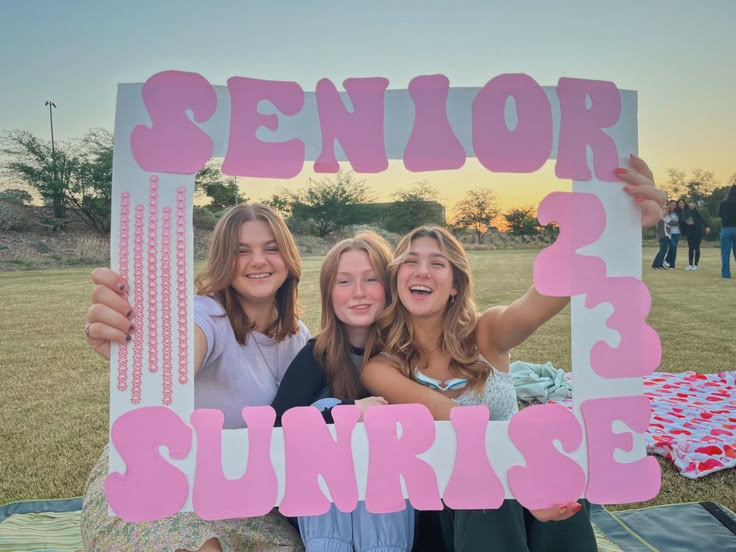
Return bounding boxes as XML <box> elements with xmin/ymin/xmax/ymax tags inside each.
<box><xmin>195</xmin><ymin>161</ymin><xmax>248</xmax><ymax>212</ymax></box>
<box><xmin>664</xmin><ymin>168</ymin><xmax>718</xmax><ymax>206</ymax></box>
<box><xmin>289</xmin><ymin>171</ymin><xmax>372</xmax><ymax>237</ymax></box>
<box><xmin>1</xmin><ymin>128</ymin><xmax>114</xmax><ymax>232</ymax></box>
<box><xmin>0</xmin><ymin>188</ymin><xmax>33</xmax><ymax>205</ymax></box>
<box><xmin>452</xmin><ymin>188</ymin><xmax>499</xmax><ymax>243</ymax></box>
<box><xmin>1</xmin><ymin>130</ymin><xmax>72</xmax><ymax>217</ymax></box>
<box><xmin>503</xmin><ymin>206</ymin><xmax>541</xmax><ymax>238</ymax></box>
<box><xmin>384</xmin><ymin>180</ymin><xmax>444</xmax><ymax>233</ymax></box>
<box><xmin>263</xmin><ymin>189</ymin><xmax>293</xmax><ymax>219</ymax></box>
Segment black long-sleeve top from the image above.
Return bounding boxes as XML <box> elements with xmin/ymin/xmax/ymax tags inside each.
<box><xmin>720</xmin><ymin>199</ymin><xmax>736</xmax><ymax>227</ymax></box>
<box><xmin>271</xmin><ymin>338</ymin><xmax>360</xmax><ymax>426</ymax></box>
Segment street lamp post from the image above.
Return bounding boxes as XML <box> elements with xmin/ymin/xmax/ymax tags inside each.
<box><xmin>44</xmin><ymin>100</ymin><xmax>62</xmax><ymax>216</ymax></box>
<box><xmin>44</xmin><ymin>100</ymin><xmax>56</xmax><ymax>155</ymax></box>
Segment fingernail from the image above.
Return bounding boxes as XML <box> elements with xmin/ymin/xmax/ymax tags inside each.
<box><xmin>636</xmin><ymin>196</ymin><xmax>645</xmax><ymax>203</ymax></box>
<box><xmin>623</xmin><ymin>186</ymin><xmax>633</xmax><ymax>192</ymax></box>
<box><xmin>573</xmin><ymin>504</ymin><xmax>582</xmax><ymax>513</ymax></box>
<box><xmin>129</xmin><ymin>324</ymin><xmax>135</xmax><ymax>333</ymax></box>
<box><xmin>125</xmin><ymin>335</ymin><xmax>132</xmax><ymax>342</ymax></box>
<box><xmin>125</xmin><ymin>308</ymin><xmax>133</xmax><ymax>318</ymax></box>
<box><xmin>560</xmin><ymin>506</ymin><xmax>567</xmax><ymax>513</ymax></box>
<box><xmin>118</xmin><ymin>283</ymin><xmax>126</xmax><ymax>292</ymax></box>
<box><xmin>630</xmin><ymin>153</ymin><xmax>640</xmax><ymax>161</ymax></box>
<box><xmin>615</xmin><ymin>168</ymin><xmax>629</xmax><ymax>175</ymax></box>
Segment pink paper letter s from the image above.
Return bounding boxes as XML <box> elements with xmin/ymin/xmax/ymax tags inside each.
<box><xmin>191</xmin><ymin>407</ymin><xmax>277</xmax><ymax>520</ymax></box>
<box><xmin>364</xmin><ymin>404</ymin><xmax>442</xmax><ymax>513</ymax></box>
<box><xmin>507</xmin><ymin>404</ymin><xmax>586</xmax><ymax>509</ymax></box>
<box><xmin>280</xmin><ymin>406</ymin><xmax>360</xmax><ymax>517</ymax></box>
<box><xmin>105</xmin><ymin>407</ymin><xmax>192</xmax><ymax>522</ymax></box>
<box><xmin>131</xmin><ymin>71</ymin><xmax>216</xmax><ymax>174</ymax></box>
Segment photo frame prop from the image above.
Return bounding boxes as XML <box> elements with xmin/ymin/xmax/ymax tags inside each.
<box><xmin>107</xmin><ymin>71</ymin><xmax>661</xmax><ymax>521</ymax></box>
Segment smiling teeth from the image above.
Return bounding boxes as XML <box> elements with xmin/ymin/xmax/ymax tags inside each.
<box><xmin>248</xmin><ymin>273</ymin><xmax>270</xmax><ymax>279</ymax></box>
<box><xmin>410</xmin><ymin>286</ymin><xmax>432</xmax><ymax>292</ymax></box>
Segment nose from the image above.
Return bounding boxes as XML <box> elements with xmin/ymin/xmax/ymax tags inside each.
<box><xmin>353</xmin><ymin>280</ymin><xmax>366</xmax><ymax>298</ymax></box>
<box><xmin>251</xmin><ymin>249</ymin><xmax>266</xmax><ymax>266</ymax></box>
<box><xmin>416</xmin><ymin>260</ymin><xmax>430</xmax><ymax>276</ymax></box>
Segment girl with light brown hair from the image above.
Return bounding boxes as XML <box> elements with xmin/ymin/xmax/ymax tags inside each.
<box><xmin>82</xmin><ymin>203</ymin><xmax>310</xmax><ymax>551</ymax></box>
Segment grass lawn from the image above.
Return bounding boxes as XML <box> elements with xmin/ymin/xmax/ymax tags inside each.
<box><xmin>0</xmin><ymin>247</ymin><xmax>734</xmax><ymax>511</ymax></box>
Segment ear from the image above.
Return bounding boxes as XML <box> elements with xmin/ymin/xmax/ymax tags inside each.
<box><xmin>451</xmin><ymin>289</ymin><xmax>457</xmax><ymax>298</ymax></box>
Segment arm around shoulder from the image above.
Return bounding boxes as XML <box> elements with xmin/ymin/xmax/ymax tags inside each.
<box><xmin>361</xmin><ymin>356</ymin><xmax>456</xmax><ymax>421</ymax></box>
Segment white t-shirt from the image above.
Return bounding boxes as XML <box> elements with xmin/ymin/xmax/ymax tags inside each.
<box><xmin>193</xmin><ymin>295</ymin><xmax>311</xmax><ymax>429</ymax></box>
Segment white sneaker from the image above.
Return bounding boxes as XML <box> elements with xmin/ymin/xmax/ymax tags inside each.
<box><xmin>692</xmin><ymin>265</ymin><xmax>699</xmax><ymax>271</ymax></box>
<box><xmin>664</xmin><ymin>261</ymin><xmax>670</xmax><ymax>268</ymax></box>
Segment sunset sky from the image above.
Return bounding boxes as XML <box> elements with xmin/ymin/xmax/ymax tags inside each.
<box><xmin>2</xmin><ymin>0</ymin><xmax>735</xmax><ymax>211</ymax></box>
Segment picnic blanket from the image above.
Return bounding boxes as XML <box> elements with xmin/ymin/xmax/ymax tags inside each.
<box><xmin>0</xmin><ymin>498</ymin><xmax>82</xmax><ymax>551</ymax></box>
<box><xmin>547</xmin><ymin>370</ymin><xmax>736</xmax><ymax>479</ymax></box>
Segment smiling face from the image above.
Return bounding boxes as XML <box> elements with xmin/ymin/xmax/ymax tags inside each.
<box><xmin>396</xmin><ymin>236</ymin><xmax>457</xmax><ymax>319</ymax></box>
<box><xmin>331</xmin><ymin>249</ymin><xmax>386</xmax><ymax>332</ymax></box>
<box><xmin>678</xmin><ymin>200</ymin><xmax>686</xmax><ymax>210</ymax></box>
<box><xmin>231</xmin><ymin>219</ymin><xmax>288</xmax><ymax>303</ymax></box>
<box><xmin>669</xmin><ymin>200</ymin><xmax>677</xmax><ymax>212</ymax></box>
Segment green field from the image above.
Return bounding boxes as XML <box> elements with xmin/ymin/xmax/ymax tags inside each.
<box><xmin>0</xmin><ymin>248</ymin><xmax>734</xmax><ymax>511</ymax></box>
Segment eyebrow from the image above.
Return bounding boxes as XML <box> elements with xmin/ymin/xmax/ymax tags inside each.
<box><xmin>238</xmin><ymin>240</ymin><xmax>278</xmax><ymax>248</ymax></box>
<box><xmin>407</xmin><ymin>251</ymin><xmax>447</xmax><ymax>260</ymax></box>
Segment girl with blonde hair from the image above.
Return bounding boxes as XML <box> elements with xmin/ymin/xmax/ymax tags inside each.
<box><xmin>362</xmin><ymin>157</ymin><xmax>665</xmax><ymax>551</ymax></box>
<box><xmin>83</xmin><ymin>203</ymin><xmax>310</xmax><ymax>551</ymax></box>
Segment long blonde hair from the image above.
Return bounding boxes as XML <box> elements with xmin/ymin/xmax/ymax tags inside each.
<box><xmin>374</xmin><ymin>226</ymin><xmax>490</xmax><ymax>390</ymax></box>
<box><xmin>313</xmin><ymin>231</ymin><xmax>393</xmax><ymax>399</ymax></box>
<box><xmin>195</xmin><ymin>203</ymin><xmax>301</xmax><ymax>343</ymax></box>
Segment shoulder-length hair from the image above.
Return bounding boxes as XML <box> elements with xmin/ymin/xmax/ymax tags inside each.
<box><xmin>373</xmin><ymin>226</ymin><xmax>490</xmax><ymax>390</ymax></box>
<box><xmin>314</xmin><ymin>231</ymin><xmax>393</xmax><ymax>399</ymax></box>
<box><xmin>195</xmin><ymin>203</ymin><xmax>301</xmax><ymax>343</ymax></box>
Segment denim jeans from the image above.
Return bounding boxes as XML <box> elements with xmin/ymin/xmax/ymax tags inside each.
<box><xmin>652</xmin><ymin>237</ymin><xmax>669</xmax><ymax>268</ymax></box>
<box><xmin>666</xmin><ymin>233</ymin><xmax>680</xmax><ymax>267</ymax></box>
<box><xmin>721</xmin><ymin>226</ymin><xmax>736</xmax><ymax>278</ymax></box>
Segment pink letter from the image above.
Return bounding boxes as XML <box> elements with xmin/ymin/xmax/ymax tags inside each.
<box><xmin>364</xmin><ymin>404</ymin><xmax>442</xmax><ymax>513</ymax></box>
<box><xmin>314</xmin><ymin>77</ymin><xmax>389</xmax><ymax>173</ymax></box>
<box><xmin>507</xmin><ymin>404</ymin><xmax>586</xmax><ymax>509</ymax></box>
<box><xmin>105</xmin><ymin>407</ymin><xmax>191</xmax><ymax>522</ymax></box>
<box><xmin>556</xmin><ymin>77</ymin><xmax>621</xmax><ymax>182</ymax></box>
<box><xmin>585</xmin><ymin>277</ymin><xmax>662</xmax><ymax>378</ymax></box>
<box><xmin>443</xmin><ymin>406</ymin><xmax>504</xmax><ymax>509</ymax></box>
<box><xmin>191</xmin><ymin>407</ymin><xmax>277</xmax><ymax>520</ymax></box>
<box><xmin>472</xmin><ymin>74</ymin><xmax>552</xmax><ymax>173</ymax></box>
<box><xmin>131</xmin><ymin>71</ymin><xmax>216</xmax><ymax>174</ymax></box>
<box><xmin>222</xmin><ymin>77</ymin><xmax>305</xmax><ymax>178</ymax></box>
<box><xmin>582</xmin><ymin>396</ymin><xmax>661</xmax><ymax>503</ymax></box>
<box><xmin>403</xmin><ymin>74</ymin><xmax>466</xmax><ymax>171</ymax></box>
<box><xmin>279</xmin><ymin>406</ymin><xmax>360</xmax><ymax>517</ymax></box>
<box><xmin>533</xmin><ymin>192</ymin><xmax>607</xmax><ymax>297</ymax></box>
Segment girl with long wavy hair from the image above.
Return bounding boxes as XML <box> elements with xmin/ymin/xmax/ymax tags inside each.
<box><xmin>362</xmin><ymin>157</ymin><xmax>665</xmax><ymax>552</ymax></box>
<box><xmin>271</xmin><ymin>231</ymin><xmax>416</xmax><ymax>551</ymax></box>
<box><xmin>82</xmin><ymin>203</ymin><xmax>310</xmax><ymax>552</ymax></box>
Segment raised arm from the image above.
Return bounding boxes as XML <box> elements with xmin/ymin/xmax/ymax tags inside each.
<box><xmin>477</xmin><ymin>292</ymin><xmax>569</xmax><ymax>356</ymax></box>
<box><xmin>362</xmin><ymin>357</ymin><xmax>457</xmax><ymax>420</ymax></box>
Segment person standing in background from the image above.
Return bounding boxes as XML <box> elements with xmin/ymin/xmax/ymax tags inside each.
<box><xmin>719</xmin><ymin>185</ymin><xmax>736</xmax><ymax>278</ymax></box>
<box><xmin>664</xmin><ymin>200</ymin><xmax>680</xmax><ymax>268</ymax></box>
<box><xmin>682</xmin><ymin>201</ymin><xmax>710</xmax><ymax>270</ymax></box>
